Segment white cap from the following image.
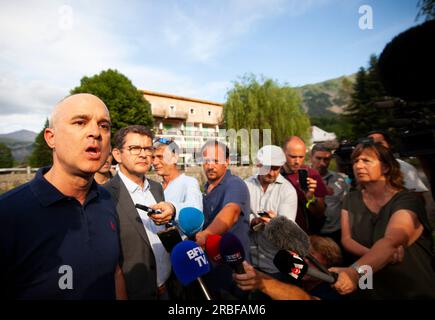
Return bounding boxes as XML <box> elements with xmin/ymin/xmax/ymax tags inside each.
<box><xmin>256</xmin><ymin>145</ymin><xmax>286</xmax><ymax>166</ymax></box>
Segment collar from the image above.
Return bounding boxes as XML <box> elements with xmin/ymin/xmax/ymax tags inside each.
<box><xmin>118</xmin><ymin>169</ymin><xmax>150</xmax><ymax>193</ymax></box>
<box><xmin>254</xmin><ymin>172</ymin><xmax>285</xmax><ymax>186</ymax></box>
<box><xmin>30</xmin><ymin>166</ymin><xmax>100</xmax><ymax>207</ymax></box>
<box><xmin>204</xmin><ymin>169</ymin><xmax>231</xmax><ymax>192</ymax></box>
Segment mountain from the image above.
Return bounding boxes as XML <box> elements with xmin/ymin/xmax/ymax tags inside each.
<box><xmin>0</xmin><ymin>130</ymin><xmax>37</xmax><ymax>163</ymax></box>
<box><xmin>0</xmin><ymin>129</ymin><xmax>37</xmax><ymax>142</ymax></box>
<box><xmin>295</xmin><ymin>74</ymin><xmax>356</xmax><ymax>117</ymax></box>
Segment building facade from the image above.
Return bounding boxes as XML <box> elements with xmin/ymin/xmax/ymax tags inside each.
<box><xmin>142</xmin><ymin>89</ymin><xmax>224</xmax><ymax>165</ymax></box>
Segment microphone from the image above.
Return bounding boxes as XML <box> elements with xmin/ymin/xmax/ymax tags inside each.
<box><xmin>264</xmin><ymin>216</ymin><xmax>337</xmax><ymax>281</ymax></box>
<box><xmin>263</xmin><ymin>216</ymin><xmax>310</xmax><ymax>257</ymax></box>
<box><xmin>171</xmin><ymin>240</ymin><xmax>213</xmax><ymax>300</ymax></box>
<box><xmin>178</xmin><ymin>207</ymin><xmax>205</xmax><ymax>239</ymax></box>
<box><xmin>274</xmin><ymin>250</ymin><xmax>337</xmax><ymax>284</ymax></box>
<box><xmin>219</xmin><ymin>232</ymin><xmax>246</xmax><ymax>274</ymax></box>
<box><xmin>205</xmin><ymin>234</ymin><xmax>223</xmax><ymax>264</ymax></box>
<box><xmin>273</xmin><ymin>250</ymin><xmax>308</xmax><ymax>284</ymax></box>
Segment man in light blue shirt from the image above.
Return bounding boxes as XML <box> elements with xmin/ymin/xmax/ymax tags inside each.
<box><xmin>152</xmin><ymin>138</ymin><xmax>203</xmax><ymax>217</ymax></box>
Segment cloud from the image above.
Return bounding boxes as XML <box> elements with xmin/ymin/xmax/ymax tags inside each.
<box><xmin>0</xmin><ymin>0</ymin><xmax>334</xmax><ymax>133</ymax></box>
<box><xmin>160</xmin><ymin>0</ymin><xmax>330</xmax><ymax>63</ymax></box>
<box><xmin>0</xmin><ymin>76</ymin><xmax>66</xmax><ymax>115</ymax></box>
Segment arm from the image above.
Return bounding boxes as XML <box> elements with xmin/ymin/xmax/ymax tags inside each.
<box><xmin>305</xmin><ymin>177</ymin><xmax>325</xmax><ymax>216</ymax></box>
<box><xmin>115</xmin><ymin>264</ymin><xmax>128</xmax><ymax>300</ymax></box>
<box><xmin>331</xmin><ymin>209</ymin><xmax>423</xmax><ymax>295</ymax></box>
<box><xmin>195</xmin><ymin>203</ymin><xmax>240</xmax><ymax>246</ymax></box>
<box><xmin>341</xmin><ymin>209</ymin><xmax>370</xmax><ymax>257</ymax></box>
<box><xmin>233</xmin><ymin>261</ymin><xmax>315</xmax><ymax>300</ymax></box>
<box><xmin>183</xmin><ymin>179</ymin><xmax>203</xmax><ymax>211</ymax></box>
<box><xmin>277</xmin><ymin>183</ymin><xmax>298</xmax><ymax>221</ymax></box>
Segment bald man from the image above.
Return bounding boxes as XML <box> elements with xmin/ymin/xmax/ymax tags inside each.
<box><xmin>0</xmin><ymin>94</ymin><xmax>126</xmax><ymax>299</ymax></box>
<box><xmin>281</xmin><ymin>136</ymin><xmax>328</xmax><ymax>234</ymax></box>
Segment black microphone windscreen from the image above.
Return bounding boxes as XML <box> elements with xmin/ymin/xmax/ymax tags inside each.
<box><xmin>263</xmin><ymin>216</ymin><xmax>310</xmax><ymax>257</ymax></box>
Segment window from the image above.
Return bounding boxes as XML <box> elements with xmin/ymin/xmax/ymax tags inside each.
<box><xmin>190</xmin><ymin>108</ymin><xmax>195</xmax><ymax>115</ymax></box>
<box><xmin>169</xmin><ymin>105</ymin><xmax>176</xmax><ymax>113</ymax></box>
<box><xmin>208</xmin><ymin>110</ymin><xmax>212</xmax><ymax>117</ymax></box>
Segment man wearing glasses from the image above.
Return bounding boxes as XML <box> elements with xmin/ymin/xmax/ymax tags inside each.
<box><xmin>103</xmin><ymin>125</ymin><xmax>177</xmax><ymax>300</ymax></box>
<box><xmin>152</xmin><ymin>138</ymin><xmax>203</xmax><ymax>215</ymax></box>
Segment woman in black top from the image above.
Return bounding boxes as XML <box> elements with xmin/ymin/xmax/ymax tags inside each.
<box><xmin>330</xmin><ymin>142</ymin><xmax>435</xmax><ymax>299</ymax></box>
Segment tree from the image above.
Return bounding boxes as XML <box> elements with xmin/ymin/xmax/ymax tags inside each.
<box><xmin>224</xmin><ymin>74</ymin><xmax>311</xmax><ymax>148</ymax></box>
<box><xmin>417</xmin><ymin>0</ymin><xmax>435</xmax><ymax>21</ymax></box>
<box><xmin>28</xmin><ymin>119</ymin><xmax>53</xmax><ymax>168</ymax></box>
<box><xmin>0</xmin><ymin>143</ymin><xmax>13</xmax><ymax>168</ymax></box>
<box><xmin>71</xmin><ymin>69</ymin><xmax>154</xmax><ymax>138</ymax></box>
<box><xmin>343</xmin><ymin>55</ymin><xmax>393</xmax><ymax>140</ymax></box>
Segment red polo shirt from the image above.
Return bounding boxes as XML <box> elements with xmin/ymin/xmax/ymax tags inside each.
<box><xmin>280</xmin><ymin>164</ymin><xmax>328</xmax><ymax>233</ymax></box>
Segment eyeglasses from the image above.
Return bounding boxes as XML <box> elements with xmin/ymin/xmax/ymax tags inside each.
<box><xmin>154</xmin><ymin>137</ymin><xmax>172</xmax><ymax>145</ymax></box>
<box><xmin>124</xmin><ymin>145</ymin><xmax>154</xmax><ymax>156</ymax></box>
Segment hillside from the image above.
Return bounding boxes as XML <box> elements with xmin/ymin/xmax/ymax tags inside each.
<box><xmin>295</xmin><ymin>74</ymin><xmax>355</xmax><ymax>117</ymax></box>
<box><xmin>0</xmin><ymin>130</ymin><xmax>37</xmax><ymax>163</ymax></box>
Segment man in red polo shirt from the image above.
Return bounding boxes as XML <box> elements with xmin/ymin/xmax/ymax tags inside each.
<box><xmin>280</xmin><ymin>136</ymin><xmax>328</xmax><ymax>234</ymax></box>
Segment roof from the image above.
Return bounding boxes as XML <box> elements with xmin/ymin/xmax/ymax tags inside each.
<box><xmin>311</xmin><ymin>125</ymin><xmax>337</xmax><ymax>142</ymax></box>
<box><xmin>140</xmin><ymin>89</ymin><xmax>224</xmax><ymax>107</ymax></box>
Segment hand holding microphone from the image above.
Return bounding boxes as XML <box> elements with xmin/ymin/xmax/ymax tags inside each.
<box><xmin>135</xmin><ymin>203</ymin><xmax>182</xmax><ymax>252</ymax></box>
<box><xmin>151</xmin><ymin>202</ymin><xmax>176</xmax><ymax>225</ymax></box>
<box><xmin>135</xmin><ymin>202</ymin><xmax>174</xmax><ymax>226</ymax></box>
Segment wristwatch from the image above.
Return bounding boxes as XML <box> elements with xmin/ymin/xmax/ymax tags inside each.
<box><xmin>350</xmin><ymin>262</ymin><xmax>365</xmax><ymax>278</ymax></box>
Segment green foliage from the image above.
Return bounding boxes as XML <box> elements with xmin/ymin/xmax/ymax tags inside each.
<box><xmin>343</xmin><ymin>55</ymin><xmax>394</xmax><ymax>140</ymax></box>
<box><xmin>28</xmin><ymin>119</ymin><xmax>53</xmax><ymax>167</ymax></box>
<box><xmin>71</xmin><ymin>69</ymin><xmax>154</xmax><ymax>138</ymax></box>
<box><xmin>224</xmin><ymin>74</ymin><xmax>310</xmax><ymax>148</ymax></box>
<box><xmin>310</xmin><ymin>115</ymin><xmax>353</xmax><ymax>141</ymax></box>
<box><xmin>296</xmin><ymin>75</ymin><xmax>355</xmax><ymax>117</ymax></box>
<box><xmin>0</xmin><ymin>143</ymin><xmax>13</xmax><ymax>168</ymax></box>
<box><xmin>303</xmin><ymin>90</ymin><xmax>334</xmax><ymax>117</ymax></box>
<box><xmin>417</xmin><ymin>0</ymin><xmax>435</xmax><ymax>20</ymax></box>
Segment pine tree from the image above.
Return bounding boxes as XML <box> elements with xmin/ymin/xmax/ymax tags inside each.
<box><xmin>344</xmin><ymin>55</ymin><xmax>393</xmax><ymax>139</ymax></box>
<box><xmin>28</xmin><ymin>119</ymin><xmax>53</xmax><ymax>168</ymax></box>
<box><xmin>0</xmin><ymin>143</ymin><xmax>13</xmax><ymax>168</ymax></box>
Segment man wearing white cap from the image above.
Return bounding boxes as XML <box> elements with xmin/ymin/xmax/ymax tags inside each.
<box><xmin>245</xmin><ymin>145</ymin><xmax>298</xmax><ymax>281</ymax></box>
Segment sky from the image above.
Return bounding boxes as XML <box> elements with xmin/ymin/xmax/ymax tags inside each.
<box><xmin>0</xmin><ymin>0</ymin><xmax>423</xmax><ymax>134</ymax></box>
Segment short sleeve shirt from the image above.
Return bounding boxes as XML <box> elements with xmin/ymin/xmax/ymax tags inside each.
<box><xmin>342</xmin><ymin>190</ymin><xmax>435</xmax><ymax>299</ymax></box>
<box><xmin>203</xmin><ymin>170</ymin><xmax>251</xmax><ymax>259</ymax></box>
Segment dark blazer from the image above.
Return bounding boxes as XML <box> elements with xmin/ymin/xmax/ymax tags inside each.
<box><xmin>103</xmin><ymin>174</ymin><xmax>165</xmax><ymax>300</ymax></box>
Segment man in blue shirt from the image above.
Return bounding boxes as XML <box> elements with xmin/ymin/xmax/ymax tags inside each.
<box><xmin>195</xmin><ymin>140</ymin><xmax>250</xmax><ymax>299</ymax></box>
<box><xmin>0</xmin><ymin>94</ymin><xmax>126</xmax><ymax>299</ymax></box>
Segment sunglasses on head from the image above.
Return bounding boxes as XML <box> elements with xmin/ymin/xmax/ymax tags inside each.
<box><xmin>154</xmin><ymin>137</ymin><xmax>172</xmax><ymax>145</ymax></box>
